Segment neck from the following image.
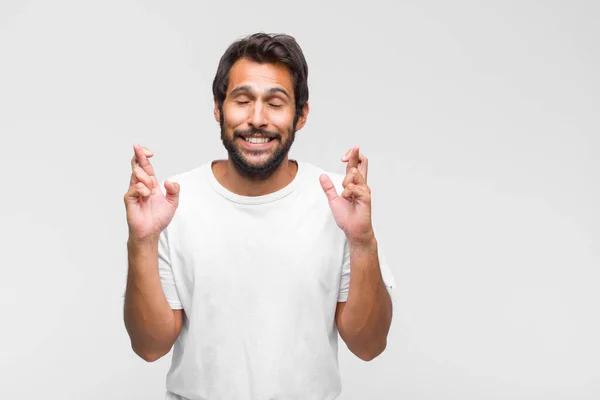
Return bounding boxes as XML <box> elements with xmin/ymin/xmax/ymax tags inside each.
<box><xmin>212</xmin><ymin>157</ymin><xmax>298</xmax><ymax>196</ymax></box>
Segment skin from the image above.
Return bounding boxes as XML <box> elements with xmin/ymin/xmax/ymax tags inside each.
<box><xmin>212</xmin><ymin>57</ymin><xmax>308</xmax><ymax>196</ymax></box>
<box><xmin>123</xmin><ymin>58</ymin><xmax>392</xmax><ymax>362</ymax></box>
<box><xmin>123</xmin><ymin>145</ymin><xmax>183</xmax><ymax>362</ymax></box>
<box><xmin>321</xmin><ymin>147</ymin><xmax>393</xmax><ymax>361</ymax></box>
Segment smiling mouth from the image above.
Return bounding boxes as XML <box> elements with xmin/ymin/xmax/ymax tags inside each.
<box><xmin>237</xmin><ymin>132</ymin><xmax>279</xmax><ymax>146</ymax></box>
<box><xmin>243</xmin><ymin>136</ymin><xmax>274</xmax><ymax>144</ymax></box>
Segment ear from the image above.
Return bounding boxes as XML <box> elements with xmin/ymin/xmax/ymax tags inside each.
<box><xmin>213</xmin><ymin>99</ymin><xmax>221</xmax><ymax>123</ymax></box>
<box><xmin>295</xmin><ymin>102</ymin><xmax>310</xmax><ymax>131</ymax></box>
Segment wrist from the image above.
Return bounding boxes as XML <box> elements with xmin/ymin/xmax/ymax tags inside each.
<box><xmin>348</xmin><ymin>232</ymin><xmax>377</xmax><ymax>250</ymax></box>
<box><xmin>127</xmin><ymin>234</ymin><xmax>159</xmax><ymax>249</ymax></box>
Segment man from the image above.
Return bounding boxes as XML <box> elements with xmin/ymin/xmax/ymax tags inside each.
<box><xmin>123</xmin><ymin>32</ymin><xmax>396</xmax><ymax>400</ymax></box>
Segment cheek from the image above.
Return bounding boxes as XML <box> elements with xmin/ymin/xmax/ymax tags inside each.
<box><xmin>223</xmin><ymin>106</ymin><xmax>248</xmax><ymax>127</ymax></box>
<box><xmin>270</xmin><ymin>110</ymin><xmax>295</xmax><ymax>129</ymax></box>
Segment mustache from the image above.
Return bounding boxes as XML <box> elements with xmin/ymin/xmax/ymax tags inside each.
<box><xmin>235</xmin><ymin>128</ymin><xmax>279</xmax><ymax>139</ymax></box>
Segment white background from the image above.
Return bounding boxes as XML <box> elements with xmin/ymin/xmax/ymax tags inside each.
<box><xmin>1</xmin><ymin>1</ymin><xmax>599</xmax><ymax>399</ymax></box>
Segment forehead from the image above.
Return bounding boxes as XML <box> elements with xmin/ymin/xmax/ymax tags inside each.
<box><xmin>227</xmin><ymin>58</ymin><xmax>294</xmax><ymax>97</ymax></box>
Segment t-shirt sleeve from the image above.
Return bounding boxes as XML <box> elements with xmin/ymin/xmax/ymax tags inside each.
<box><xmin>158</xmin><ymin>227</ymin><xmax>184</xmax><ymax>310</ymax></box>
<box><xmin>337</xmin><ymin>237</ymin><xmax>396</xmax><ymax>303</ymax></box>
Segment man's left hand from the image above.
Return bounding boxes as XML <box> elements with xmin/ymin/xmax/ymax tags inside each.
<box><xmin>319</xmin><ymin>146</ymin><xmax>374</xmax><ymax>245</ymax></box>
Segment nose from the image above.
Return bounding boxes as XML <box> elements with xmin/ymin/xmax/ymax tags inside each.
<box><xmin>248</xmin><ymin>101</ymin><xmax>268</xmax><ymax>129</ymax></box>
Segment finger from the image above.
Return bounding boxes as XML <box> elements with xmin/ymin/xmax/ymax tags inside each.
<box><xmin>130</xmin><ymin>148</ymin><xmax>154</xmax><ymax>169</ymax></box>
<box><xmin>347</xmin><ymin>146</ymin><xmax>360</xmax><ymax>171</ymax></box>
<box><xmin>341</xmin><ymin>146</ymin><xmax>357</xmax><ymax>162</ymax></box>
<box><xmin>133</xmin><ymin>144</ymin><xmax>155</xmax><ymax>176</ymax></box>
<box><xmin>130</xmin><ymin>166</ymin><xmax>155</xmax><ymax>193</ymax></box>
<box><xmin>341</xmin><ymin>147</ymin><xmax>354</xmax><ymax>162</ymax></box>
<box><xmin>319</xmin><ymin>174</ymin><xmax>339</xmax><ymax>202</ymax></box>
<box><xmin>342</xmin><ymin>167</ymin><xmax>365</xmax><ymax>188</ymax></box>
<box><xmin>342</xmin><ymin>147</ymin><xmax>368</xmax><ymax>183</ymax></box>
<box><xmin>137</xmin><ymin>182</ymin><xmax>153</xmax><ymax>198</ymax></box>
<box><xmin>341</xmin><ymin>183</ymin><xmax>370</xmax><ymax>202</ymax></box>
<box><xmin>164</xmin><ymin>180</ymin><xmax>181</xmax><ymax>207</ymax></box>
<box><xmin>358</xmin><ymin>153</ymin><xmax>368</xmax><ymax>184</ymax></box>
<box><xmin>125</xmin><ymin>182</ymin><xmax>152</xmax><ymax>200</ymax></box>
<box><xmin>133</xmin><ymin>144</ymin><xmax>155</xmax><ymax>171</ymax></box>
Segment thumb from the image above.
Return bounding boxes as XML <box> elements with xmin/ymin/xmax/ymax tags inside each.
<box><xmin>164</xmin><ymin>180</ymin><xmax>180</xmax><ymax>206</ymax></box>
<box><xmin>319</xmin><ymin>174</ymin><xmax>338</xmax><ymax>203</ymax></box>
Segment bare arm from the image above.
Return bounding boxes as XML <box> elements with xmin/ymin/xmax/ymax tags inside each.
<box><xmin>124</xmin><ymin>237</ymin><xmax>183</xmax><ymax>362</ymax></box>
<box><xmin>335</xmin><ymin>237</ymin><xmax>392</xmax><ymax>361</ymax></box>
<box><xmin>122</xmin><ymin>144</ymin><xmax>182</xmax><ymax>362</ymax></box>
<box><xmin>320</xmin><ymin>146</ymin><xmax>393</xmax><ymax>361</ymax></box>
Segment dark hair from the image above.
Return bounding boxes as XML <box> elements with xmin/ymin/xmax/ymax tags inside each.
<box><xmin>212</xmin><ymin>32</ymin><xmax>309</xmax><ymax>126</ymax></box>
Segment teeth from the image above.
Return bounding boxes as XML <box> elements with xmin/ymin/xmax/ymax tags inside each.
<box><xmin>245</xmin><ymin>137</ymin><xmax>270</xmax><ymax>144</ymax></box>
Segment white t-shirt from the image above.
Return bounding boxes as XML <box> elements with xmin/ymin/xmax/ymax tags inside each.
<box><xmin>157</xmin><ymin>160</ymin><xmax>395</xmax><ymax>400</ymax></box>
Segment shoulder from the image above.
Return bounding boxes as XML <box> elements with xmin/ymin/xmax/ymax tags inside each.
<box><xmin>162</xmin><ymin>163</ymin><xmax>207</xmax><ymax>186</ymax></box>
<box><xmin>156</xmin><ymin>163</ymin><xmax>210</xmax><ymax>201</ymax></box>
<box><xmin>297</xmin><ymin>160</ymin><xmax>346</xmax><ymax>193</ymax></box>
<box><xmin>163</xmin><ymin>164</ymin><xmax>205</xmax><ymax>185</ymax></box>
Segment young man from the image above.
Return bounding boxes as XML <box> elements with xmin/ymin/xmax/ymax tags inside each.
<box><xmin>123</xmin><ymin>32</ymin><xmax>396</xmax><ymax>400</ymax></box>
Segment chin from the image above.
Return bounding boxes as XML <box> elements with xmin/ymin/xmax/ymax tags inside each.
<box><xmin>232</xmin><ymin>149</ymin><xmax>289</xmax><ymax>180</ymax></box>
<box><xmin>221</xmin><ymin>128</ymin><xmax>295</xmax><ymax>179</ymax></box>
<box><xmin>239</xmin><ymin>154</ymin><xmax>282</xmax><ymax>171</ymax></box>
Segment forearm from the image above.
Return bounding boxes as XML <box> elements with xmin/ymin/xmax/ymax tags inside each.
<box><xmin>124</xmin><ymin>238</ymin><xmax>178</xmax><ymax>361</ymax></box>
<box><xmin>340</xmin><ymin>237</ymin><xmax>393</xmax><ymax>359</ymax></box>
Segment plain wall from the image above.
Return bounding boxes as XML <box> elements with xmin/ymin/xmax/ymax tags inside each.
<box><xmin>1</xmin><ymin>0</ymin><xmax>598</xmax><ymax>399</ymax></box>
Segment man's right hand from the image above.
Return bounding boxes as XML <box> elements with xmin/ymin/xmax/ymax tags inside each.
<box><xmin>124</xmin><ymin>144</ymin><xmax>180</xmax><ymax>242</ymax></box>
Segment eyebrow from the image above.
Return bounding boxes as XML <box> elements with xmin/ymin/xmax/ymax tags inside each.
<box><xmin>229</xmin><ymin>85</ymin><xmax>291</xmax><ymax>101</ymax></box>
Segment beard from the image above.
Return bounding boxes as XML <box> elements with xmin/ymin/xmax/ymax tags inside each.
<box><xmin>220</xmin><ymin>121</ymin><xmax>296</xmax><ymax>181</ymax></box>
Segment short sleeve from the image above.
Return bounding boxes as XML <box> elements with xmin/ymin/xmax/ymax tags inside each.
<box><xmin>158</xmin><ymin>227</ymin><xmax>183</xmax><ymax>310</ymax></box>
<box><xmin>337</xmin><ymin>238</ymin><xmax>396</xmax><ymax>303</ymax></box>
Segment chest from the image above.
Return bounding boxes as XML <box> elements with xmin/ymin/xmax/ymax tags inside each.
<box><xmin>169</xmin><ymin>200</ymin><xmax>346</xmax><ymax>312</ymax></box>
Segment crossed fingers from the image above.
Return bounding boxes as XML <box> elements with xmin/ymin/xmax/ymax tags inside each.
<box><xmin>130</xmin><ymin>144</ymin><xmax>156</xmax><ymax>196</ymax></box>
<box><xmin>341</xmin><ymin>145</ymin><xmax>368</xmax><ymax>184</ymax></box>
<box><xmin>340</xmin><ymin>146</ymin><xmax>370</xmax><ymax>201</ymax></box>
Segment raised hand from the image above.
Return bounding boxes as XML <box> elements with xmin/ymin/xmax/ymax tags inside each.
<box><xmin>319</xmin><ymin>146</ymin><xmax>374</xmax><ymax>245</ymax></box>
<box><xmin>124</xmin><ymin>144</ymin><xmax>181</xmax><ymax>242</ymax></box>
